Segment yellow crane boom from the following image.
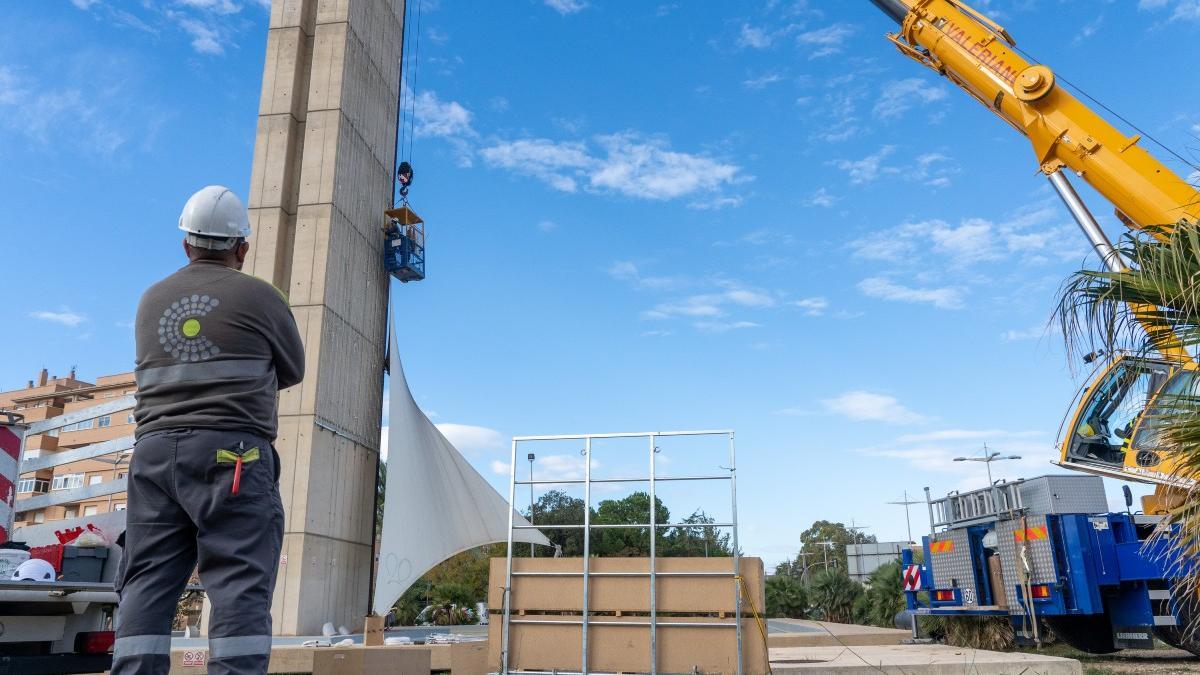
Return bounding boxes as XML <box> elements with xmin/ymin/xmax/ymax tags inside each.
<box><xmin>871</xmin><ymin>0</ymin><xmax>1200</xmax><ymax>232</ymax></box>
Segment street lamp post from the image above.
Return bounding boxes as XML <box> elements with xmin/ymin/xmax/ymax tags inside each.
<box><xmin>528</xmin><ymin>452</ymin><xmax>536</xmax><ymax>557</ymax></box>
<box><xmin>887</xmin><ymin>490</ymin><xmax>922</xmax><ymax>544</ymax></box>
<box><xmin>953</xmin><ymin>443</ymin><xmax>1021</xmax><ymax>486</ymax></box>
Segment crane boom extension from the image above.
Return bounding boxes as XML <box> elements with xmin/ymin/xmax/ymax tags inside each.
<box><xmin>872</xmin><ymin>0</ymin><xmax>1200</xmax><ymax>232</ymax></box>
<box><xmin>871</xmin><ymin>0</ymin><xmax>1200</xmax><ymax>495</ymax></box>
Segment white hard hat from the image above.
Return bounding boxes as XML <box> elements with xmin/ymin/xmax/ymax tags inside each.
<box><xmin>12</xmin><ymin>558</ymin><xmax>56</xmax><ymax>582</ymax></box>
<box><xmin>179</xmin><ymin>185</ymin><xmax>251</xmax><ymax>250</ymax></box>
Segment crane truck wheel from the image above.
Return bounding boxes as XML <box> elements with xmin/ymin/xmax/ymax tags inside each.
<box><xmin>1153</xmin><ymin>625</ymin><xmax>1200</xmax><ymax>656</ymax></box>
<box><xmin>1043</xmin><ymin>615</ymin><xmax>1120</xmax><ymax>654</ymax></box>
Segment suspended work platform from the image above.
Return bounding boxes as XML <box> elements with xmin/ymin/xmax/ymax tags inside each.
<box><xmin>384</xmin><ymin>204</ymin><xmax>426</xmax><ymax>283</ymax></box>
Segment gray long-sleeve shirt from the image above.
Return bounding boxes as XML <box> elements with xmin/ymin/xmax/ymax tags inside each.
<box><xmin>133</xmin><ymin>260</ymin><xmax>305</xmax><ymax>441</ymax></box>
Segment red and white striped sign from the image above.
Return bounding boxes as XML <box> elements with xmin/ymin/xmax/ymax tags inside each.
<box><xmin>0</xmin><ymin>424</ymin><xmax>25</xmax><ymax>545</ymax></box>
<box><xmin>903</xmin><ymin>564</ymin><xmax>922</xmax><ymax>591</ymax></box>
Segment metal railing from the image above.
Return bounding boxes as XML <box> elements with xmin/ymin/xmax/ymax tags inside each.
<box><xmin>500</xmin><ymin>430</ymin><xmax>740</xmax><ymax>675</ymax></box>
<box><xmin>10</xmin><ymin>395</ymin><xmax>135</xmax><ymax>514</ymax></box>
<box><xmin>926</xmin><ymin>479</ymin><xmax>1025</xmax><ymax>530</ymax></box>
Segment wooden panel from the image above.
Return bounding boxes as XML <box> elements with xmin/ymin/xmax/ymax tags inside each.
<box><xmin>487</xmin><ymin>617</ymin><xmax>769</xmax><ymax>675</ymax></box>
<box><xmin>487</xmin><ymin>557</ymin><xmax>768</xmax><ymax>674</ymax></box>
<box><xmin>487</xmin><ymin>557</ymin><xmax>763</xmax><ymax>614</ymax></box>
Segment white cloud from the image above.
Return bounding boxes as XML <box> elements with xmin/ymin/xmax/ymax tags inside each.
<box><xmin>873</xmin><ymin>78</ymin><xmax>946</xmax><ymax>119</ymax></box>
<box><xmin>545</xmin><ymin>0</ymin><xmax>588</xmax><ymax>15</ymax></box>
<box><xmin>832</xmin><ymin>145</ymin><xmax>897</xmax><ymax>184</ymax></box>
<box><xmin>607</xmin><ymin>260</ymin><xmax>683</xmax><ymax>291</ymax></box>
<box><xmin>644</xmin><ymin>286</ymin><xmax>775</xmax><ymax>320</ymax></box>
<box><xmin>849</xmin><ymin>204</ymin><xmax>1082</xmax><ymax>268</ymax></box>
<box><xmin>436</xmin><ymin>423</ymin><xmax>504</xmax><ymax>455</ymax></box>
<box><xmin>694</xmin><ymin>320</ymin><xmax>759</xmax><ymax>333</ymax></box>
<box><xmin>822</xmin><ymin>390</ymin><xmax>927</xmax><ymax>424</ymax></box>
<box><xmin>537</xmin><ymin>220</ymin><xmax>558</xmax><ymax>233</ymax></box>
<box><xmin>177</xmin><ymin>0</ymin><xmax>242</xmax><ymax>14</ymax></box>
<box><xmin>805</xmin><ymin>187</ymin><xmax>837</xmax><ymax>207</ymax></box>
<box><xmin>380</xmin><ymin>425</ymin><xmax>389</xmax><ymax>461</ymax></box>
<box><xmin>857</xmin><ymin>428</ymin><xmax>1054</xmax><ymax>488</ymax></box>
<box><xmin>413</xmin><ymin>91</ymin><xmax>475</xmax><ymax>138</ymax></box>
<box><xmin>480</xmin><ymin>138</ymin><xmax>592</xmax><ymax>192</ymax></box>
<box><xmin>176</xmin><ymin>17</ymin><xmax>223</xmax><ymax>54</ymax></box>
<box><xmin>831</xmin><ymin>146</ymin><xmax>956</xmax><ymax>187</ymax></box>
<box><xmin>1139</xmin><ymin>0</ymin><xmax>1200</xmax><ymax>20</ymax></box>
<box><xmin>793</xmin><ymin>297</ymin><xmax>828</xmax><ymax>316</ymax></box>
<box><xmin>70</xmin><ymin>0</ymin><xmax>100</xmax><ymax>8</ymax></box>
<box><xmin>738</xmin><ymin>24</ymin><xmax>773</xmax><ymax>49</ymax></box>
<box><xmin>858</xmin><ymin>277</ymin><xmax>965</xmax><ymax>309</ymax></box>
<box><xmin>744</xmin><ymin>73</ymin><xmax>785</xmax><ymax>90</ymax></box>
<box><xmin>481</xmin><ymin>133</ymin><xmax>744</xmax><ymax>201</ymax></box>
<box><xmin>590</xmin><ymin>133</ymin><xmax>743</xmax><ymax>200</ymax></box>
<box><xmin>1073</xmin><ymin>15</ymin><xmax>1103</xmax><ymax>44</ymax></box>
<box><xmin>796</xmin><ymin>24</ymin><xmax>855</xmax><ymax>58</ymax></box>
<box><xmin>31</xmin><ymin>308</ymin><xmax>87</xmax><ymax>327</ymax></box>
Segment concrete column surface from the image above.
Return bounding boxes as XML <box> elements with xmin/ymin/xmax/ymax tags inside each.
<box><xmin>244</xmin><ymin>0</ymin><xmax>403</xmax><ymax>635</ymax></box>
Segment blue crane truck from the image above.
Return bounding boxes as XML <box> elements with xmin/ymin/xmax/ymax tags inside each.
<box><xmin>901</xmin><ymin>475</ymin><xmax>1197</xmax><ymax>654</ymax></box>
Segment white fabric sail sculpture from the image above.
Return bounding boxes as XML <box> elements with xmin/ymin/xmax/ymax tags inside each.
<box><xmin>372</xmin><ymin>326</ymin><xmax>550</xmax><ymax>615</ymax></box>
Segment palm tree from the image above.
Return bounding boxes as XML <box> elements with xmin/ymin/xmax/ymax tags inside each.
<box><xmin>807</xmin><ymin>569</ymin><xmax>862</xmax><ymax>624</ymax></box>
<box><xmin>1056</xmin><ymin>224</ymin><xmax>1200</xmax><ymax>605</ymax></box>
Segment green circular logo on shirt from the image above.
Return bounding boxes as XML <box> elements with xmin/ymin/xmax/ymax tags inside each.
<box><xmin>159</xmin><ymin>295</ymin><xmax>221</xmax><ymax>363</ymax></box>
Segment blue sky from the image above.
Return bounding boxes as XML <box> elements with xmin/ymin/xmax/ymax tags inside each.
<box><xmin>4</xmin><ymin>0</ymin><xmax>1200</xmax><ymax>566</ymax></box>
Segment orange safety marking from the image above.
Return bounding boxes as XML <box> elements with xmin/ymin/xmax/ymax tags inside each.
<box><xmin>1014</xmin><ymin>526</ymin><xmax>1048</xmax><ymax>542</ymax></box>
<box><xmin>930</xmin><ymin>540</ymin><xmax>955</xmax><ymax>554</ymax></box>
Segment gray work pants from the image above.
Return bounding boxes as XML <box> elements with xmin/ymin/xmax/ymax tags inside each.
<box><xmin>112</xmin><ymin>428</ymin><xmax>284</xmax><ymax>675</ymax></box>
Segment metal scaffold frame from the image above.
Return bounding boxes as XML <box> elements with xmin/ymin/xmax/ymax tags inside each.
<box><xmin>499</xmin><ymin>430</ymin><xmax>741</xmax><ymax>675</ymax></box>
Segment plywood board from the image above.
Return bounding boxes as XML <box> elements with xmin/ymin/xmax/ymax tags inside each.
<box><xmin>312</xmin><ymin>646</ymin><xmax>431</xmax><ymax>675</ymax></box>
<box><xmin>487</xmin><ymin>557</ymin><xmax>764</xmax><ymax>614</ymax></box>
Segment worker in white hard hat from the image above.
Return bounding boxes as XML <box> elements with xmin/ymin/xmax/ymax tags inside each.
<box><xmin>112</xmin><ymin>186</ymin><xmax>305</xmax><ymax>675</ymax></box>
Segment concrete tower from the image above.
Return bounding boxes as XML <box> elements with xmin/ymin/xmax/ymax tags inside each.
<box><xmin>244</xmin><ymin>0</ymin><xmax>403</xmax><ymax>635</ymax></box>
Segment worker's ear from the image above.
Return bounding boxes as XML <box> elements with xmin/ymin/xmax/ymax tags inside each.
<box><xmin>235</xmin><ymin>240</ymin><xmax>250</xmax><ymax>265</ymax></box>
<box><xmin>183</xmin><ymin>239</ymin><xmax>195</xmax><ymax>260</ymax></box>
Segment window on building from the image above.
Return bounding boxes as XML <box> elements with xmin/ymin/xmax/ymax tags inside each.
<box><xmin>89</xmin><ymin>475</ymin><xmax>102</xmax><ymax>486</ymax></box>
<box><xmin>117</xmin><ymin>471</ymin><xmax>127</xmax><ymax>480</ymax></box>
<box><xmin>33</xmin><ymin>511</ymin><xmax>45</xmax><ymax>524</ymax></box>
<box><xmin>61</xmin><ymin>419</ymin><xmax>95</xmax><ymax>433</ymax></box>
<box><xmin>97</xmin><ymin>416</ymin><xmax>111</xmax><ymax>428</ymax></box>
<box><xmin>114</xmin><ymin>503</ymin><xmax>127</xmax><ymax>511</ymax></box>
<box><xmin>16</xmin><ymin>478</ymin><xmax>49</xmax><ymax>494</ymax></box>
<box><xmin>64</xmin><ymin>506</ymin><xmax>78</xmax><ymax>519</ymax></box>
<box><xmin>83</xmin><ymin>505</ymin><xmax>98</xmax><ymax>517</ymax></box>
<box><xmin>52</xmin><ymin>474</ymin><xmax>84</xmax><ymax>490</ymax></box>
<box><xmin>126</xmin><ymin>413</ymin><xmax>135</xmax><ymax>425</ymax></box>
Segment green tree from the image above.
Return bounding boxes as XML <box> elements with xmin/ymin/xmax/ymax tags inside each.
<box><xmin>860</xmin><ymin>562</ymin><xmax>904</xmax><ymax>628</ymax></box>
<box><xmin>661</xmin><ymin>510</ymin><xmax>733</xmax><ymax>557</ymax></box>
<box><xmin>776</xmin><ymin>520</ymin><xmax>877</xmax><ymax>580</ymax></box>
<box><xmin>527</xmin><ymin>490</ymin><xmax>587</xmax><ymax>556</ymax></box>
<box><xmin>765</xmin><ymin>575</ymin><xmax>807</xmax><ymax>618</ymax></box>
<box><xmin>807</xmin><ymin>569</ymin><xmax>863</xmax><ymax>624</ymax></box>
<box><xmin>593</xmin><ymin>492</ymin><xmax>670</xmax><ymax>557</ymax></box>
<box><xmin>1055</xmin><ymin>224</ymin><xmax>1200</xmax><ymax>596</ymax></box>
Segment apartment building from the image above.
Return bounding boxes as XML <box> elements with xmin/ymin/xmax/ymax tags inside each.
<box><xmin>1</xmin><ymin>368</ymin><xmax>136</xmax><ymax>527</ymax></box>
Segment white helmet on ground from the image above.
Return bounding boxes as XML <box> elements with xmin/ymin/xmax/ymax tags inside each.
<box><xmin>12</xmin><ymin>558</ymin><xmax>56</xmax><ymax>582</ymax></box>
<box><xmin>179</xmin><ymin>185</ymin><xmax>252</xmax><ymax>251</ymax></box>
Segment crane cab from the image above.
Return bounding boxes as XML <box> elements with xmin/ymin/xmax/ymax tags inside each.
<box><xmin>383</xmin><ymin>205</ymin><xmax>425</xmax><ymax>283</ymax></box>
<box><xmin>1058</xmin><ymin>355</ymin><xmax>1198</xmax><ymax>487</ymax></box>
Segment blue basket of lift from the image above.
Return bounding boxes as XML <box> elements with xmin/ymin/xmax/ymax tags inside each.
<box><xmin>383</xmin><ymin>205</ymin><xmax>426</xmax><ymax>283</ymax></box>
